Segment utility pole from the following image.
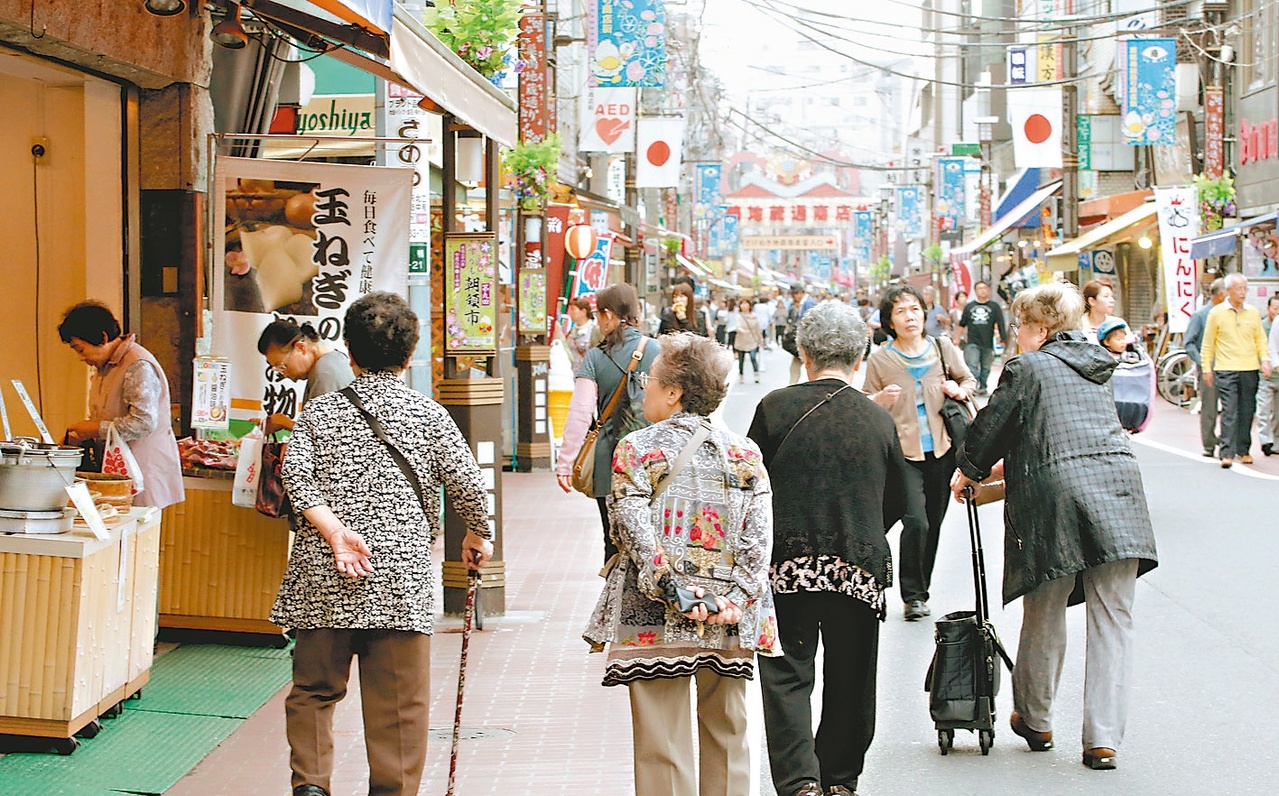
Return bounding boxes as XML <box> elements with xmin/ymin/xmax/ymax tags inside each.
<box><xmin>1061</xmin><ymin>27</ymin><xmax>1080</xmax><ymax>245</ymax></box>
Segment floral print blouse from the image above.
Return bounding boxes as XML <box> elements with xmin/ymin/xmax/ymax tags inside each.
<box><xmin>583</xmin><ymin>413</ymin><xmax>781</xmax><ymax>661</ymax></box>
<box><xmin>272</xmin><ymin>371</ymin><xmax>491</xmax><ymax>634</ymax></box>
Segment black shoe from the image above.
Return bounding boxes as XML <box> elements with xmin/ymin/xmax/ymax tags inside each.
<box><xmin>1263</xmin><ymin>443</ymin><xmax>1274</xmax><ymax>457</ymax></box>
<box><xmin>829</xmin><ymin>787</ymin><xmax>858</xmax><ymax>796</ymax></box>
<box><xmin>791</xmin><ymin>783</ymin><xmax>823</xmax><ymax>796</ymax></box>
<box><xmin>293</xmin><ymin>786</ymin><xmax>330</xmax><ymax>796</ymax></box>
<box><xmin>904</xmin><ymin>600</ymin><xmax>930</xmax><ymax>621</ymax></box>
<box><xmin>1202</xmin><ymin>448</ymin><xmax>1217</xmax><ymax>458</ymax></box>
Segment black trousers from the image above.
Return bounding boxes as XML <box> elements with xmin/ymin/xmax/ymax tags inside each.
<box><xmin>1215</xmin><ymin>369</ymin><xmax>1260</xmax><ymax>459</ymax></box>
<box><xmin>596</xmin><ymin>496</ymin><xmax>618</xmax><ymax>564</ymax></box>
<box><xmin>898</xmin><ymin>450</ymin><xmax>956</xmax><ymax>604</ymax></box>
<box><xmin>760</xmin><ymin>592</ymin><xmax>879</xmax><ymax>794</ymax></box>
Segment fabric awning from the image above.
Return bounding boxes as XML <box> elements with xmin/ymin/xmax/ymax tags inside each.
<box><xmin>994</xmin><ymin>168</ymin><xmax>1041</xmax><ymax>228</ymax></box>
<box><xmin>323</xmin><ymin>4</ymin><xmax>518</xmax><ymax>146</ymax></box>
<box><xmin>676</xmin><ymin>254</ymin><xmax>711</xmax><ymax>278</ymax></box>
<box><xmin>1044</xmin><ymin>202</ymin><xmax>1158</xmax><ymax>271</ymax></box>
<box><xmin>1189</xmin><ymin>212</ymin><xmax>1279</xmax><ymax>259</ymax></box>
<box><xmin>950</xmin><ymin>181</ymin><xmax>1062</xmax><ymax>257</ymax></box>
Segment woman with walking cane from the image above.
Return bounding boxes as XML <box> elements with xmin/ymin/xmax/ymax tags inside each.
<box><xmin>950</xmin><ymin>282</ymin><xmax>1158</xmax><ymax>772</ymax></box>
<box><xmin>274</xmin><ymin>292</ymin><xmax>492</xmax><ymax>796</ymax></box>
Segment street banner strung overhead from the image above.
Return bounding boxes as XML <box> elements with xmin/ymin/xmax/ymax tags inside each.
<box><xmin>1123</xmin><ymin>38</ymin><xmax>1177</xmax><ymax>146</ymax></box>
<box><xmin>935</xmin><ymin>157</ymin><xmax>967</xmax><ymax>230</ymax></box>
<box><xmin>1155</xmin><ymin>186</ymin><xmax>1200</xmax><ymax>333</ymax></box>
<box><xmin>579</xmin><ymin>86</ymin><xmax>637</xmax><ymax>152</ymax></box>
<box><xmin>213</xmin><ymin>157</ymin><xmax>411</xmax><ymax>428</ymax></box>
<box><xmin>635</xmin><ymin>117</ymin><xmax>685</xmax><ymax>188</ymax></box>
<box><xmin>1007</xmin><ymin>86</ymin><xmax>1063</xmax><ymax>168</ymax></box>
<box><xmin>896</xmin><ymin>186</ymin><xmax>923</xmax><ymax>238</ymax></box>
<box><xmin>588</xmin><ymin>0</ymin><xmax>667</xmax><ymax>87</ymax></box>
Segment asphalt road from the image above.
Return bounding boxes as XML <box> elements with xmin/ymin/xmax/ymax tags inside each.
<box><xmin>716</xmin><ymin>344</ymin><xmax>1278</xmax><ymax>795</ymax></box>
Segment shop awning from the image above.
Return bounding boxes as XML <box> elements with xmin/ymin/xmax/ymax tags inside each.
<box><xmin>1189</xmin><ymin>212</ymin><xmax>1279</xmax><ymax>259</ymax></box>
<box><xmin>1079</xmin><ymin>189</ymin><xmax>1153</xmax><ymax>227</ymax></box>
<box><xmin>304</xmin><ymin>0</ymin><xmax>392</xmax><ymax>34</ymax></box>
<box><xmin>950</xmin><ymin>181</ymin><xmax>1062</xmax><ymax>257</ymax></box>
<box><xmin>994</xmin><ymin>168</ymin><xmax>1041</xmax><ymax>228</ymax></box>
<box><xmin>677</xmin><ymin>254</ymin><xmax>711</xmax><ymax>279</ymax></box>
<box><xmin>256</xmin><ymin>2</ymin><xmax>517</xmax><ymax>147</ymax></box>
<box><xmin>1044</xmin><ymin>202</ymin><xmax>1158</xmax><ymax>271</ymax></box>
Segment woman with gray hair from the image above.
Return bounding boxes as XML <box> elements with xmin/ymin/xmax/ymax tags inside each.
<box><xmin>748</xmin><ymin>301</ymin><xmax>908</xmax><ymax>796</ymax></box>
<box><xmin>951</xmin><ymin>282</ymin><xmax>1158</xmax><ymax>771</ymax></box>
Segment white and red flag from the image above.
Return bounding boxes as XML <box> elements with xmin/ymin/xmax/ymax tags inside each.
<box><xmin>1007</xmin><ymin>87</ymin><xmax>1063</xmax><ymax>168</ymax></box>
<box><xmin>635</xmin><ymin>117</ymin><xmax>685</xmax><ymax>188</ymax></box>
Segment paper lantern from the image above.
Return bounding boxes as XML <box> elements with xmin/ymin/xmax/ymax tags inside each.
<box><xmin>565</xmin><ymin>224</ymin><xmax>598</xmax><ymax>260</ymax></box>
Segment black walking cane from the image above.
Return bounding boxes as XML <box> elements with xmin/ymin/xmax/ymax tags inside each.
<box><xmin>446</xmin><ymin>563</ymin><xmax>481</xmax><ymax>796</ymax></box>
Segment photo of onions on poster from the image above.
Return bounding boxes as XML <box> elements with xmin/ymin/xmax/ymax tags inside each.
<box><xmin>212</xmin><ymin>157</ymin><xmax>412</xmax><ymax>433</ymax></box>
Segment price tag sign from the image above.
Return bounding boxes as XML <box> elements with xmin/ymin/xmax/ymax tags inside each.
<box><xmin>10</xmin><ymin>380</ymin><xmax>54</xmax><ymax>444</ymax></box>
<box><xmin>66</xmin><ymin>482</ymin><xmax>110</xmax><ymax>541</ymax></box>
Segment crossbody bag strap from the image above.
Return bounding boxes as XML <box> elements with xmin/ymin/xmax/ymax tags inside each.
<box><xmin>339</xmin><ymin>387</ymin><xmax>428</xmax><ymax>513</ymax></box>
<box><xmin>652</xmin><ymin>419</ymin><xmax>713</xmax><ymax>500</ymax></box>
<box><xmin>774</xmin><ymin>383</ymin><xmax>853</xmax><ymax>456</ymax></box>
<box><xmin>931</xmin><ymin>336</ymin><xmax>953</xmax><ymax>381</ymax></box>
<box><xmin>595</xmin><ymin>336</ymin><xmax>648</xmax><ymax>428</ymax></box>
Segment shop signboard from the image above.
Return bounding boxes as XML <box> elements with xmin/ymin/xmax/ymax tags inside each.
<box><xmin>1204</xmin><ymin>86</ymin><xmax>1225</xmax><ymax>178</ymax></box>
<box><xmin>742</xmin><ymin>235</ymin><xmax>839</xmax><ymax>251</ymax></box>
<box><xmin>588</xmin><ymin>0</ymin><xmax>667</xmax><ymax>87</ymax></box>
<box><xmin>579</xmin><ymin>86</ymin><xmax>637</xmax><ymax>152</ymax></box>
<box><xmin>1123</xmin><ymin>38</ymin><xmax>1177</xmax><ymax>146</ymax></box>
<box><xmin>1155</xmin><ymin>186</ymin><xmax>1200</xmax><ymax>334</ymax></box>
<box><xmin>191</xmin><ymin>356</ymin><xmax>232</xmax><ymax>431</ymax></box>
<box><xmin>443</xmin><ymin>233</ymin><xmax>499</xmax><ymax>354</ymax></box>
<box><xmin>573</xmin><ymin>232</ymin><xmax>616</xmax><ymax>297</ymax></box>
<box><xmin>382</xmin><ymin>83</ymin><xmax>432</xmax><ymax>264</ymax></box>
<box><xmin>213</xmin><ymin>157</ymin><xmax>411</xmax><ymax>428</ymax></box>
<box><xmin>896</xmin><ymin>186</ymin><xmax>922</xmax><ymax>238</ymax></box>
<box><xmin>1091</xmin><ymin>248</ymin><xmax>1116</xmax><ymax>276</ymax></box>
<box><xmin>518</xmin><ymin>13</ymin><xmax>549</xmax><ymax>144</ymax></box>
<box><xmin>1077</xmin><ymin>115</ymin><xmax>1092</xmax><ymax>170</ymax></box>
<box><xmin>518</xmin><ymin>269</ymin><xmax>548</xmax><ymax>335</ymax></box>
<box><xmin>1007</xmin><ymin>45</ymin><xmax>1033</xmax><ymax>85</ymax></box>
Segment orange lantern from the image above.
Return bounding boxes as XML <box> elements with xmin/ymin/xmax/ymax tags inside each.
<box><xmin>565</xmin><ymin>223</ymin><xmax>598</xmax><ymax>260</ymax></box>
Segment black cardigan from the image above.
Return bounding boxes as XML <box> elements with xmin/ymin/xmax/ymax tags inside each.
<box><xmin>747</xmin><ymin>379</ymin><xmax>908</xmax><ymax>588</ymax></box>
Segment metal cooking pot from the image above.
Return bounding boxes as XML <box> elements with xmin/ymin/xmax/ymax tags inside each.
<box><xmin>0</xmin><ymin>439</ymin><xmax>84</xmax><ymax>512</ymax></box>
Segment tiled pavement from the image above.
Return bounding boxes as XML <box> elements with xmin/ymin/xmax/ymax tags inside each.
<box><xmin>168</xmin><ymin>473</ymin><xmax>638</xmax><ymax>796</ymax></box>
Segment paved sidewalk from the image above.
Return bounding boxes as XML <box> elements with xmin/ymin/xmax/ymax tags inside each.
<box><xmin>169</xmin><ymin>473</ymin><xmax>636</xmax><ymax>796</ymax></box>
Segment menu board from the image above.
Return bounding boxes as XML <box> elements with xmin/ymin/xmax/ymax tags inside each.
<box><xmin>444</xmin><ymin>233</ymin><xmax>499</xmax><ymax>355</ymax></box>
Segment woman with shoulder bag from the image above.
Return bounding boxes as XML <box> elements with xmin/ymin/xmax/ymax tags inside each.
<box><xmin>556</xmin><ymin>284</ymin><xmax>661</xmax><ymax>563</ymax></box>
<box><xmin>863</xmin><ymin>284</ymin><xmax>977</xmax><ymax>622</ymax></box>
<box><xmin>584</xmin><ymin>332</ymin><xmax>779</xmax><ymax>796</ymax></box>
<box><xmin>733</xmin><ymin>298</ymin><xmax>765</xmax><ymax>383</ymax></box>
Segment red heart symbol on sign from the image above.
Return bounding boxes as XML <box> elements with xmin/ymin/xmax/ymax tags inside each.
<box><xmin>595</xmin><ymin>117</ymin><xmax>630</xmax><ymax>145</ymax></box>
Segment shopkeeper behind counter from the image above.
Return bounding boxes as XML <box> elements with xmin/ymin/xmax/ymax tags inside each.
<box><xmin>60</xmin><ymin>301</ymin><xmax>184</xmax><ymax>510</ymax></box>
<box><xmin>256</xmin><ymin>319</ymin><xmax>355</xmax><ymax>434</ymax></box>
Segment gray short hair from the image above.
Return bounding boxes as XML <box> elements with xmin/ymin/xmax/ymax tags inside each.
<box><xmin>1208</xmin><ymin>278</ymin><xmax>1226</xmax><ymax>298</ymax></box>
<box><xmin>797</xmin><ymin>300</ymin><xmax>868</xmax><ymax>371</ymax></box>
<box><xmin>1224</xmin><ymin>272</ymin><xmax>1247</xmax><ymax>290</ymax></box>
<box><xmin>1010</xmin><ymin>282</ymin><xmax>1085</xmax><ymax>337</ymax></box>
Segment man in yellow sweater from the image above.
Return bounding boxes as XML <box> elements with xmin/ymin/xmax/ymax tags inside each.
<box><xmin>1202</xmin><ymin>273</ymin><xmax>1273</xmax><ymax>467</ymax></box>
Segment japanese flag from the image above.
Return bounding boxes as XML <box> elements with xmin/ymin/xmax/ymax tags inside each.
<box><xmin>1007</xmin><ymin>87</ymin><xmax>1063</xmax><ymax>168</ymax></box>
<box><xmin>635</xmin><ymin>117</ymin><xmax>685</xmax><ymax>188</ymax></box>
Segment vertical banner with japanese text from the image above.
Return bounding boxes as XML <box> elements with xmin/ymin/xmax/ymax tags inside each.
<box><xmin>588</xmin><ymin>0</ymin><xmax>667</xmax><ymax>87</ymax></box>
<box><xmin>1155</xmin><ymin>186</ymin><xmax>1200</xmax><ymax>333</ymax></box>
<box><xmin>1124</xmin><ymin>38</ymin><xmax>1177</xmax><ymax>146</ymax></box>
<box><xmin>1204</xmin><ymin>87</ymin><xmax>1225</xmax><ymax>178</ymax></box>
<box><xmin>518</xmin><ymin>13</ymin><xmax>548</xmax><ymax>144</ymax></box>
<box><xmin>213</xmin><ymin>157</ymin><xmax>410</xmax><ymax>427</ymax></box>
<box><xmin>383</xmin><ymin>83</ymin><xmax>432</xmax><ymax>271</ymax></box>
<box><xmin>518</xmin><ymin>270</ymin><xmax>547</xmax><ymax>335</ymax></box>
<box><xmin>444</xmin><ymin>233</ymin><xmax>499</xmax><ymax>354</ymax></box>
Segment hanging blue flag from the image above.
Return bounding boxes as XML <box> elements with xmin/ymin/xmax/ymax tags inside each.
<box><xmin>695</xmin><ymin>164</ymin><xmax>722</xmax><ymax>217</ymax></box>
<box><xmin>589</xmin><ymin>0</ymin><xmax>667</xmax><ymax>87</ymax></box>
<box><xmin>897</xmin><ymin>186</ymin><xmax>923</xmax><ymax>238</ymax></box>
<box><xmin>1123</xmin><ymin>38</ymin><xmax>1176</xmax><ymax>146</ymax></box>
<box><xmin>935</xmin><ymin>158</ymin><xmax>967</xmax><ymax>231</ymax></box>
<box><xmin>852</xmin><ymin>211</ymin><xmax>873</xmax><ymax>263</ymax></box>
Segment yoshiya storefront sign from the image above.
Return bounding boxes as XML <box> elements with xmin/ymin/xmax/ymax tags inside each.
<box><xmin>212</xmin><ymin>157</ymin><xmax>411</xmax><ymax>429</ymax></box>
<box><xmin>297</xmin><ymin>95</ymin><xmax>375</xmax><ymax>137</ymax></box>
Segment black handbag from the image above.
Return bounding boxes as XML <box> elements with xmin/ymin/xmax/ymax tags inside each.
<box><xmin>932</xmin><ymin>337</ymin><xmax>974</xmax><ymax>450</ymax></box>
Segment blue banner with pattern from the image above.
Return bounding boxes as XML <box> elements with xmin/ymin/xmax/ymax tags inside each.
<box><xmin>588</xmin><ymin>0</ymin><xmax>667</xmax><ymax>87</ymax></box>
<box><xmin>897</xmin><ymin>185</ymin><xmax>923</xmax><ymax>238</ymax></box>
<box><xmin>1123</xmin><ymin>38</ymin><xmax>1176</xmax><ymax>146</ymax></box>
<box><xmin>935</xmin><ymin>158</ymin><xmax>967</xmax><ymax>231</ymax></box>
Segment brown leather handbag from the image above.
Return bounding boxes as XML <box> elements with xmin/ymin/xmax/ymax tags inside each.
<box><xmin>571</xmin><ymin>338</ymin><xmax>648</xmax><ymax>495</ymax></box>
<box><xmin>255</xmin><ymin>433</ymin><xmax>290</xmax><ymax>519</ymax></box>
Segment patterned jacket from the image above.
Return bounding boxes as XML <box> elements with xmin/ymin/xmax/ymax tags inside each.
<box><xmin>583</xmin><ymin>414</ymin><xmax>781</xmax><ymax>656</ymax></box>
<box><xmin>273</xmin><ymin>371</ymin><xmax>491</xmax><ymax>634</ymax></box>
<box><xmin>958</xmin><ymin>332</ymin><xmax>1158</xmax><ymax>605</ymax></box>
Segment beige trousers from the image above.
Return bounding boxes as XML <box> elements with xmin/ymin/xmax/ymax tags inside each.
<box><xmin>629</xmin><ymin>670</ymin><xmax>750</xmax><ymax>796</ymax></box>
<box><xmin>286</xmin><ymin>628</ymin><xmax>431</xmax><ymax>796</ymax></box>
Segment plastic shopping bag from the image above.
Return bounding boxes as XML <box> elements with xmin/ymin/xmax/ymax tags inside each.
<box><xmin>103</xmin><ymin>421</ymin><xmax>145</xmax><ymax>496</ymax></box>
<box><xmin>231</xmin><ymin>427</ymin><xmax>264</xmax><ymax>509</ymax></box>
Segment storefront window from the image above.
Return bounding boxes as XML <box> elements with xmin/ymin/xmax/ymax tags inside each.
<box><xmin>1243</xmin><ymin>0</ymin><xmax>1278</xmax><ymax>92</ymax></box>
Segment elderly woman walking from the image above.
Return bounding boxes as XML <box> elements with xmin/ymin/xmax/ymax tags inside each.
<box><xmin>274</xmin><ymin>292</ymin><xmax>493</xmax><ymax>796</ymax></box>
<box><xmin>951</xmin><ymin>282</ymin><xmax>1158</xmax><ymax>772</ymax></box>
<box><xmin>864</xmin><ymin>284</ymin><xmax>976</xmax><ymax>622</ymax></box>
<box><xmin>748</xmin><ymin>301</ymin><xmax>907</xmax><ymax>796</ymax></box>
<box><xmin>584</xmin><ymin>332</ymin><xmax>779</xmax><ymax>796</ymax></box>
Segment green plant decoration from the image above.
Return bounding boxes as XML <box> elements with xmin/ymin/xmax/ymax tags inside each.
<box><xmin>1191</xmin><ymin>173</ymin><xmax>1236</xmax><ymax>233</ymax></box>
<box><xmin>502</xmin><ymin>133</ymin><xmax>562</xmax><ymax>211</ymax></box>
<box><xmin>870</xmin><ymin>255</ymin><xmax>892</xmax><ymax>284</ymax></box>
<box><xmin>922</xmin><ymin>243</ymin><xmax>944</xmax><ymax>270</ymax></box>
<box><xmin>423</xmin><ymin>0</ymin><xmax>523</xmax><ymax>82</ymax></box>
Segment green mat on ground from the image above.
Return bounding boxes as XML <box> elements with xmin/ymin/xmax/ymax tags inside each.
<box><xmin>0</xmin><ymin>643</ymin><xmax>293</xmax><ymax>795</ymax></box>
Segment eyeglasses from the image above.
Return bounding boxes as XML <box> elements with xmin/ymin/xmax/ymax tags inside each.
<box><xmin>637</xmin><ymin>372</ymin><xmax>654</xmax><ymax>389</ymax></box>
<box><xmin>268</xmin><ymin>337</ymin><xmax>302</xmax><ymax>375</ymax></box>
<box><xmin>1008</xmin><ymin>322</ymin><xmax>1021</xmax><ymax>334</ymax></box>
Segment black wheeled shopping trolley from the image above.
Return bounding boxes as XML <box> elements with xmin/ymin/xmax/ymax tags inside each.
<box><xmin>924</xmin><ymin>486</ymin><xmax>1014</xmax><ymax>755</ymax></box>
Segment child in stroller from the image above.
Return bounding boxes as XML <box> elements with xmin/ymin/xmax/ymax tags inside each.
<box><xmin>1098</xmin><ymin>318</ymin><xmax>1155</xmax><ymax>433</ymax></box>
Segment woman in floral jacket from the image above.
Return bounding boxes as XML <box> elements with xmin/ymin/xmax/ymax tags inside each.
<box><xmin>584</xmin><ymin>332</ymin><xmax>779</xmax><ymax>796</ymax></box>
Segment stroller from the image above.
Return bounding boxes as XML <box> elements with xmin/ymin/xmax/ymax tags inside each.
<box><xmin>925</xmin><ymin>487</ymin><xmax>1013</xmax><ymax>755</ymax></box>
<box><xmin>1111</xmin><ymin>345</ymin><xmax>1156</xmax><ymax>433</ymax></box>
